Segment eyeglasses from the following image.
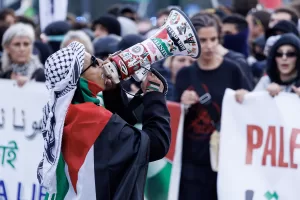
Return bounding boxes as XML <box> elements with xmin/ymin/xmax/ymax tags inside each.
<box><xmin>275</xmin><ymin>52</ymin><xmax>297</xmax><ymax>58</ymax></box>
<box><xmin>81</xmin><ymin>55</ymin><xmax>100</xmax><ymax>75</ymax></box>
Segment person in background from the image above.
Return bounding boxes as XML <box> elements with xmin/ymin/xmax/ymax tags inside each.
<box><xmin>145</xmin><ymin>8</ymin><xmax>171</xmax><ymax>38</ymax></box>
<box><xmin>231</xmin><ymin>0</ymin><xmax>258</xmax><ymax>17</ymax></box>
<box><xmin>175</xmin><ymin>13</ymin><xmax>252</xmax><ymax>200</ymax></box>
<box><xmin>107</xmin><ymin>3</ymin><xmax>122</xmax><ymax>17</ymax></box>
<box><xmin>0</xmin><ymin>22</ymin><xmax>9</xmax><ymax>70</ymax></box>
<box><xmin>251</xmin><ymin>35</ymin><xmax>266</xmax><ymax>61</ymax></box>
<box><xmin>269</xmin><ymin>7</ymin><xmax>299</xmax><ymax>28</ymax></box>
<box><xmin>156</xmin><ymin>8</ymin><xmax>171</xmax><ymax>27</ymax></box>
<box><xmin>93</xmin><ymin>35</ymin><xmax>120</xmax><ymax>60</ymax></box>
<box><xmin>118</xmin><ymin>15</ymin><xmax>139</xmax><ymax>37</ymax></box>
<box><xmin>251</xmin><ymin>20</ymin><xmax>300</xmax><ymax>83</ymax></box>
<box><xmin>163</xmin><ymin>56</ymin><xmax>194</xmax><ymax>101</ymax></box>
<box><xmin>70</xmin><ymin>17</ymin><xmax>95</xmax><ymax>42</ymax></box>
<box><xmin>0</xmin><ymin>8</ymin><xmax>16</xmax><ymax>26</ymax></box>
<box><xmin>42</xmin><ymin>20</ymin><xmax>72</xmax><ymax>53</ymax></box>
<box><xmin>16</xmin><ymin>15</ymin><xmax>53</xmax><ymax>65</ymax></box>
<box><xmin>222</xmin><ymin>14</ymin><xmax>249</xmax><ymax>58</ymax></box>
<box><xmin>266</xmin><ymin>20</ymin><xmax>299</xmax><ymax>39</ymax></box>
<box><xmin>137</xmin><ymin>18</ymin><xmax>153</xmax><ymax>36</ymax></box>
<box><xmin>66</xmin><ymin>13</ymin><xmax>77</xmax><ymax>26</ymax></box>
<box><xmin>0</xmin><ymin>23</ymin><xmax>44</xmax><ymax>84</ymax></box>
<box><xmin>119</xmin><ymin>4</ymin><xmax>138</xmax><ymax>21</ymax></box>
<box><xmin>151</xmin><ymin>56</ymin><xmax>195</xmax><ymax>101</ymax></box>
<box><xmin>60</xmin><ymin>30</ymin><xmax>94</xmax><ymax>54</ymax></box>
<box><xmin>0</xmin><ymin>22</ymin><xmax>9</xmax><ymax>52</ymax></box>
<box><xmin>236</xmin><ymin>33</ymin><xmax>300</xmax><ymax>102</ymax></box>
<box><xmin>71</xmin><ymin>16</ymin><xmax>90</xmax><ymax>30</ymax></box>
<box><xmin>246</xmin><ymin>10</ymin><xmax>271</xmax><ymax>42</ymax></box>
<box><xmin>92</xmin><ymin>14</ymin><xmax>121</xmax><ymax>40</ymax></box>
<box><xmin>199</xmin><ymin>12</ymin><xmax>254</xmax><ymax>86</ymax></box>
<box><xmin>204</xmin><ymin>7</ymin><xmax>228</xmax><ymax>20</ymax></box>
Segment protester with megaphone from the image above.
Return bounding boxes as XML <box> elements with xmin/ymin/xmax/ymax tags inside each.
<box><xmin>174</xmin><ymin>12</ymin><xmax>252</xmax><ymax>200</ymax></box>
<box><xmin>37</xmin><ymin>8</ymin><xmax>202</xmax><ymax>200</ymax></box>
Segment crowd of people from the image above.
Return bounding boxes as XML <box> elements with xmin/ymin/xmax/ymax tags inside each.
<box><xmin>1</xmin><ymin>1</ymin><xmax>300</xmax><ymax>199</ymax></box>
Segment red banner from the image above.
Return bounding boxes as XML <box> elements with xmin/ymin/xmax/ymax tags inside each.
<box><xmin>259</xmin><ymin>0</ymin><xmax>282</xmax><ymax>9</ymax></box>
<box><xmin>165</xmin><ymin>101</ymin><xmax>182</xmax><ymax>162</ymax></box>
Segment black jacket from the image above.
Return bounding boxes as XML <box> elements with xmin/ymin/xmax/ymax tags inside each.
<box><xmin>94</xmin><ymin>85</ymin><xmax>171</xmax><ymax>199</ymax></box>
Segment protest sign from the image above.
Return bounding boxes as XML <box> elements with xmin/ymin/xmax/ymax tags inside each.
<box><xmin>218</xmin><ymin>89</ymin><xmax>300</xmax><ymax>200</ymax></box>
<box><xmin>0</xmin><ymin>80</ymin><xmax>48</xmax><ymax>200</ymax></box>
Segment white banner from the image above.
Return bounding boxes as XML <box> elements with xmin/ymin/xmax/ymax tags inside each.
<box><xmin>0</xmin><ymin>80</ymin><xmax>47</xmax><ymax>200</ymax></box>
<box><xmin>39</xmin><ymin>0</ymin><xmax>68</xmax><ymax>32</ymax></box>
<box><xmin>218</xmin><ymin>89</ymin><xmax>300</xmax><ymax>200</ymax></box>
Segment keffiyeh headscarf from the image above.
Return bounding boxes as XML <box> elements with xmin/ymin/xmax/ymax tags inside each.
<box><xmin>37</xmin><ymin>41</ymin><xmax>85</xmax><ymax>193</ymax></box>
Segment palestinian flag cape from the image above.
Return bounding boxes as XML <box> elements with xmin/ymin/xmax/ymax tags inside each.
<box><xmin>143</xmin><ymin>102</ymin><xmax>185</xmax><ymax>200</ymax></box>
<box><xmin>45</xmin><ymin>78</ymin><xmax>149</xmax><ymax>200</ymax></box>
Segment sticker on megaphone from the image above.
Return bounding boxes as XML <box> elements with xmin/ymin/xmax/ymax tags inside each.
<box><xmin>132</xmin><ymin>65</ymin><xmax>151</xmax><ymax>82</ymax></box>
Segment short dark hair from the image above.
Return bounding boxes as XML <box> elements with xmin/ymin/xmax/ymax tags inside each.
<box><xmin>0</xmin><ymin>8</ymin><xmax>15</xmax><ymax>21</ymax></box>
<box><xmin>191</xmin><ymin>12</ymin><xmax>222</xmax><ymax>38</ymax></box>
<box><xmin>274</xmin><ymin>7</ymin><xmax>299</xmax><ymax>26</ymax></box>
<box><xmin>16</xmin><ymin>16</ymin><xmax>36</xmax><ymax>29</ymax></box>
<box><xmin>222</xmin><ymin>14</ymin><xmax>248</xmax><ymax>32</ymax></box>
<box><xmin>92</xmin><ymin>14</ymin><xmax>121</xmax><ymax>36</ymax></box>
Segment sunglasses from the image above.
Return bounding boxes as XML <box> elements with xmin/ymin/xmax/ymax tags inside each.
<box><xmin>275</xmin><ymin>52</ymin><xmax>297</xmax><ymax>58</ymax></box>
<box><xmin>81</xmin><ymin>55</ymin><xmax>100</xmax><ymax>75</ymax></box>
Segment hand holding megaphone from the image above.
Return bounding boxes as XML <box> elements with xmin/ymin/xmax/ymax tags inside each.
<box><xmin>102</xmin><ymin>8</ymin><xmax>201</xmax><ymax>94</ymax></box>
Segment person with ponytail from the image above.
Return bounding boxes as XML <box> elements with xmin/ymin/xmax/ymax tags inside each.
<box><xmin>174</xmin><ymin>12</ymin><xmax>252</xmax><ymax>200</ymax></box>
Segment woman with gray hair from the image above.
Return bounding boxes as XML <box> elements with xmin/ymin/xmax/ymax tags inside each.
<box><xmin>60</xmin><ymin>30</ymin><xmax>94</xmax><ymax>54</ymax></box>
<box><xmin>0</xmin><ymin>23</ymin><xmax>44</xmax><ymax>85</ymax></box>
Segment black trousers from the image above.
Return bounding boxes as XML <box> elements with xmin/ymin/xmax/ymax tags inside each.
<box><xmin>179</xmin><ymin>163</ymin><xmax>218</xmax><ymax>200</ymax></box>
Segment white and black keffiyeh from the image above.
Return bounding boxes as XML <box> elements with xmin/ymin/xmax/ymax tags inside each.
<box><xmin>37</xmin><ymin>41</ymin><xmax>85</xmax><ymax>193</ymax></box>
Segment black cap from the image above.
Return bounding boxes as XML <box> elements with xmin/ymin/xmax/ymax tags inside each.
<box><xmin>93</xmin><ymin>36</ymin><xmax>120</xmax><ymax>59</ymax></box>
<box><xmin>266</xmin><ymin>20</ymin><xmax>300</xmax><ymax>39</ymax></box>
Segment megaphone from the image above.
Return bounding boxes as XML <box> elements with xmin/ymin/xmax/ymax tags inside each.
<box><xmin>103</xmin><ymin>8</ymin><xmax>201</xmax><ymax>87</ymax></box>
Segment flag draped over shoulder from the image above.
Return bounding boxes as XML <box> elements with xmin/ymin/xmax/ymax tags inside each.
<box><xmin>39</xmin><ymin>41</ymin><xmax>152</xmax><ymax>200</ymax></box>
<box><xmin>144</xmin><ymin>102</ymin><xmax>185</xmax><ymax>200</ymax></box>
<box><xmin>45</xmin><ymin>78</ymin><xmax>112</xmax><ymax>200</ymax></box>
<box><xmin>45</xmin><ymin>78</ymin><xmax>151</xmax><ymax>200</ymax></box>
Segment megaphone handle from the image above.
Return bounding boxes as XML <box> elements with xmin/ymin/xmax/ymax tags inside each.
<box><xmin>127</xmin><ymin>68</ymin><xmax>168</xmax><ymax>112</ymax></box>
<box><xmin>150</xmin><ymin>68</ymin><xmax>168</xmax><ymax>96</ymax></box>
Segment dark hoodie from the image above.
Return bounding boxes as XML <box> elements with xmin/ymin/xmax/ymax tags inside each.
<box><xmin>255</xmin><ymin>33</ymin><xmax>300</xmax><ymax>91</ymax></box>
<box><xmin>265</xmin><ymin>20</ymin><xmax>300</xmax><ymax>40</ymax></box>
<box><xmin>251</xmin><ymin>21</ymin><xmax>300</xmax><ymax>82</ymax></box>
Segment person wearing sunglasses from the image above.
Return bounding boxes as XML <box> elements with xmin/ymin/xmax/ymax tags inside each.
<box><xmin>38</xmin><ymin>41</ymin><xmax>171</xmax><ymax>200</ymax></box>
<box><xmin>236</xmin><ymin>33</ymin><xmax>300</xmax><ymax>103</ymax></box>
